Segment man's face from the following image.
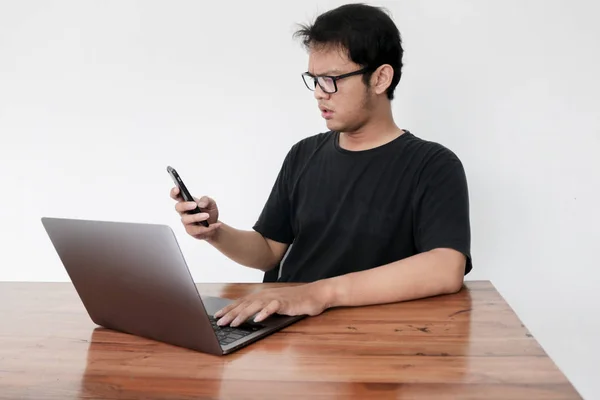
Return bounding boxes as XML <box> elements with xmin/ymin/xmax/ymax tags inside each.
<box><xmin>307</xmin><ymin>46</ymin><xmax>372</xmax><ymax>133</ymax></box>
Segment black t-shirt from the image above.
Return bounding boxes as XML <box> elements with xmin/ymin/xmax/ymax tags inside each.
<box><xmin>253</xmin><ymin>130</ymin><xmax>472</xmax><ymax>282</ymax></box>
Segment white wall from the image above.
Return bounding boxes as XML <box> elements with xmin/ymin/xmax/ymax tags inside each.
<box><xmin>1</xmin><ymin>0</ymin><xmax>598</xmax><ymax>398</ymax></box>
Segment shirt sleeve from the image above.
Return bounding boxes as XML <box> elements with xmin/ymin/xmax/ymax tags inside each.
<box><xmin>413</xmin><ymin>146</ymin><xmax>473</xmax><ymax>274</ymax></box>
<box><xmin>252</xmin><ymin>147</ymin><xmax>296</xmax><ymax>245</ymax></box>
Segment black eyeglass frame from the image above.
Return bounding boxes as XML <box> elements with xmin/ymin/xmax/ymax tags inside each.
<box><xmin>301</xmin><ymin>68</ymin><xmax>369</xmax><ymax>94</ymax></box>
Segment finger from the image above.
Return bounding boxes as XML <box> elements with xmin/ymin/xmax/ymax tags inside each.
<box><xmin>175</xmin><ymin>201</ymin><xmax>200</xmax><ymax>215</ymax></box>
<box><xmin>214</xmin><ymin>299</ymin><xmax>241</xmax><ymax>319</ymax></box>
<box><xmin>216</xmin><ymin>300</ymin><xmax>252</xmax><ymax>326</ymax></box>
<box><xmin>181</xmin><ymin>212</ymin><xmax>210</xmax><ymax>226</ymax></box>
<box><xmin>254</xmin><ymin>300</ymin><xmax>281</xmax><ymax>323</ymax></box>
<box><xmin>230</xmin><ymin>301</ymin><xmax>268</xmax><ymax>327</ymax></box>
<box><xmin>170</xmin><ymin>187</ymin><xmax>181</xmax><ymax>200</ymax></box>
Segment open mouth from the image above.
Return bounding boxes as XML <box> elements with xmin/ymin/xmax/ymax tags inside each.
<box><xmin>320</xmin><ymin>105</ymin><xmax>334</xmax><ymax>119</ymax></box>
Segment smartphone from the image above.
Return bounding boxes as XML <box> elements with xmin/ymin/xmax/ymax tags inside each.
<box><xmin>167</xmin><ymin>166</ymin><xmax>209</xmax><ymax>227</ymax></box>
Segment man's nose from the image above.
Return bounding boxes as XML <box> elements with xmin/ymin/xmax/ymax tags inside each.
<box><xmin>314</xmin><ymin>84</ymin><xmax>331</xmax><ymax>101</ymax></box>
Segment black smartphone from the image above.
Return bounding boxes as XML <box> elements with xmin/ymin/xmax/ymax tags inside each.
<box><xmin>167</xmin><ymin>166</ymin><xmax>209</xmax><ymax>227</ymax></box>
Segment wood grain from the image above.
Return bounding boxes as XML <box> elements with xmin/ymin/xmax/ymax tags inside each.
<box><xmin>0</xmin><ymin>281</ymin><xmax>581</xmax><ymax>399</ymax></box>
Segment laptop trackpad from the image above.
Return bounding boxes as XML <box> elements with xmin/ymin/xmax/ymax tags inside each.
<box><xmin>201</xmin><ymin>296</ymin><xmax>235</xmax><ymax>315</ymax></box>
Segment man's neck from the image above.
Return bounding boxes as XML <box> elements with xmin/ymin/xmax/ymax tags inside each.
<box><xmin>339</xmin><ymin>118</ymin><xmax>403</xmax><ymax>152</ymax></box>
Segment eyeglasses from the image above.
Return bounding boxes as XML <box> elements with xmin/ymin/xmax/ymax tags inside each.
<box><xmin>301</xmin><ymin>68</ymin><xmax>368</xmax><ymax>94</ymax></box>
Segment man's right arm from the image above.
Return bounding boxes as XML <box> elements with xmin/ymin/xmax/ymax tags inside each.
<box><xmin>208</xmin><ymin>143</ymin><xmax>299</xmax><ymax>273</ymax></box>
<box><xmin>206</xmin><ymin>223</ymin><xmax>289</xmax><ymax>272</ymax></box>
<box><xmin>172</xmin><ymin>188</ymin><xmax>288</xmax><ymax>272</ymax></box>
<box><xmin>173</xmin><ymin>142</ymin><xmax>299</xmax><ymax>273</ymax></box>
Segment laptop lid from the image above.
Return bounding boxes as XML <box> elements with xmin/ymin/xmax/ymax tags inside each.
<box><xmin>41</xmin><ymin>217</ymin><xmax>224</xmax><ymax>355</ymax></box>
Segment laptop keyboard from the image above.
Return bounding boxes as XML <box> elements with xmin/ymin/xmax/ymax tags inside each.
<box><xmin>208</xmin><ymin>316</ymin><xmax>264</xmax><ymax>346</ymax></box>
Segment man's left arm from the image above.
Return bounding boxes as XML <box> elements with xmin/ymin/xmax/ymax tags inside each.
<box><xmin>322</xmin><ymin>247</ymin><xmax>466</xmax><ymax>309</ymax></box>
<box><xmin>216</xmin><ymin>247</ymin><xmax>466</xmax><ymax>327</ymax></box>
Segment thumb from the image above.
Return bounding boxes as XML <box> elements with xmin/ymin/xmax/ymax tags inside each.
<box><xmin>197</xmin><ymin>196</ymin><xmax>213</xmax><ymax>208</ymax></box>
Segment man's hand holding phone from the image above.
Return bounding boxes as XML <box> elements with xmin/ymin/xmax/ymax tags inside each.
<box><xmin>168</xmin><ymin>166</ymin><xmax>222</xmax><ymax>240</ymax></box>
<box><xmin>171</xmin><ymin>188</ymin><xmax>222</xmax><ymax>240</ymax></box>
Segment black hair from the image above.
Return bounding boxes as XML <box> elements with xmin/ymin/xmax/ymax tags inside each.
<box><xmin>293</xmin><ymin>3</ymin><xmax>404</xmax><ymax>100</ymax></box>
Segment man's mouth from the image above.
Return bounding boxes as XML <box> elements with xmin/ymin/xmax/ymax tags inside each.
<box><xmin>320</xmin><ymin>106</ymin><xmax>334</xmax><ymax>119</ymax></box>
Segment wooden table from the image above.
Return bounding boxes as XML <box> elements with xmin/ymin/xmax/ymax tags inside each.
<box><xmin>0</xmin><ymin>281</ymin><xmax>581</xmax><ymax>399</ymax></box>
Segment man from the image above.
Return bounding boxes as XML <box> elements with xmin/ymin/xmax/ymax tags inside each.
<box><xmin>171</xmin><ymin>4</ymin><xmax>472</xmax><ymax>328</ymax></box>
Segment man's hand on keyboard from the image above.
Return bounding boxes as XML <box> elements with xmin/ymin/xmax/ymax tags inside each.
<box><xmin>214</xmin><ymin>282</ymin><xmax>332</xmax><ymax>327</ymax></box>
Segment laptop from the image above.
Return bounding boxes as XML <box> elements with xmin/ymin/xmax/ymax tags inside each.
<box><xmin>40</xmin><ymin>217</ymin><xmax>304</xmax><ymax>355</ymax></box>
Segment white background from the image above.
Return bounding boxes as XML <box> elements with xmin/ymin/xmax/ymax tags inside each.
<box><xmin>1</xmin><ymin>1</ymin><xmax>598</xmax><ymax>398</ymax></box>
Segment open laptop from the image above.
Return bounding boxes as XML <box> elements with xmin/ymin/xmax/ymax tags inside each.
<box><xmin>40</xmin><ymin>217</ymin><xmax>303</xmax><ymax>355</ymax></box>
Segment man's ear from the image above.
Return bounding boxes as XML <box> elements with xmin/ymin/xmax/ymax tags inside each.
<box><xmin>370</xmin><ymin>64</ymin><xmax>394</xmax><ymax>95</ymax></box>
